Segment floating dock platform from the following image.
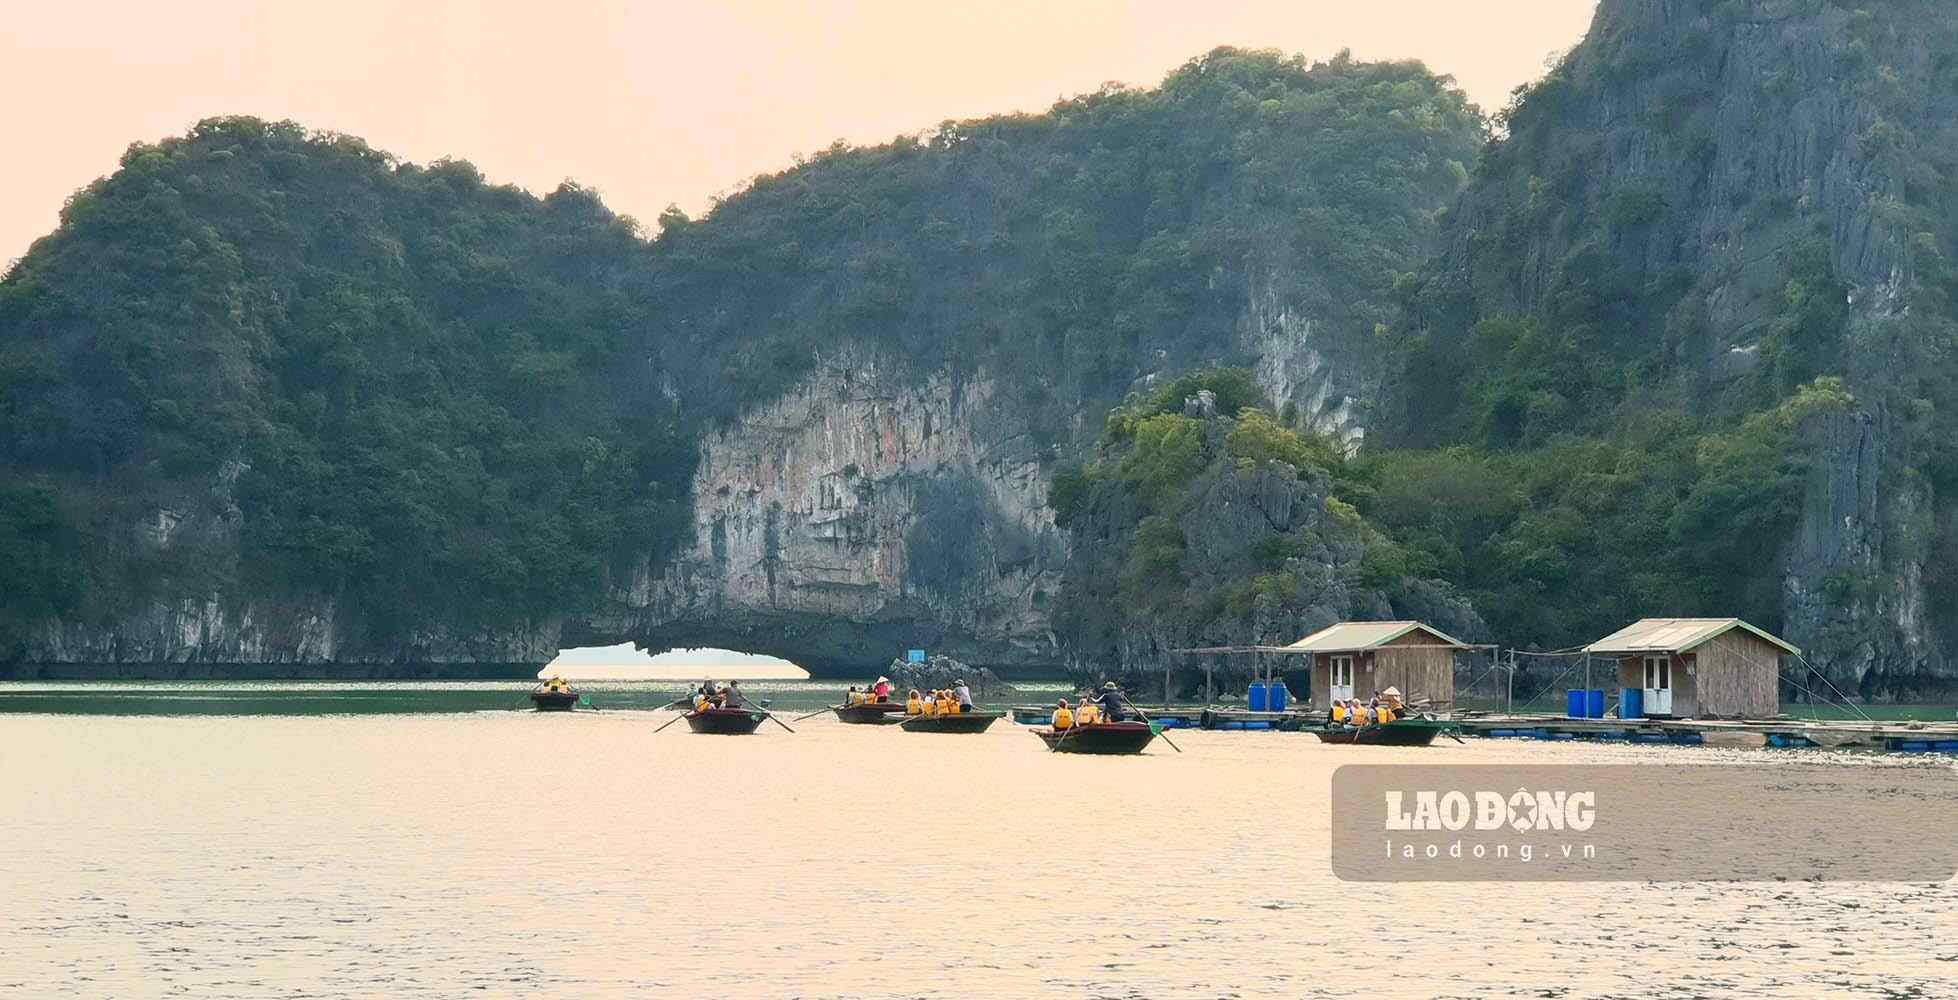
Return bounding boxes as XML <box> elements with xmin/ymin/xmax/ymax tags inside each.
<box><xmin>1010</xmin><ymin>705</ymin><xmax>1958</xmax><ymax>753</ymax></box>
<box><xmin>1453</xmin><ymin>713</ymin><xmax>1958</xmax><ymax>752</ymax></box>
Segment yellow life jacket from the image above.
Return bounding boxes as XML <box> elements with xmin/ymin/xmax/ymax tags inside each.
<box><xmin>1053</xmin><ymin>707</ymin><xmax>1075</xmax><ymax>730</ymax></box>
<box><xmin>1375</xmin><ymin>706</ymin><xmax>1393</xmax><ymax>725</ymax></box>
<box><xmin>693</xmin><ymin>695</ymin><xmax>709</xmax><ymax>712</ymax></box>
<box><xmin>923</xmin><ymin>699</ymin><xmax>939</xmax><ymax>717</ymax></box>
<box><xmin>1330</xmin><ymin>703</ymin><xmax>1346</xmax><ymax>723</ymax></box>
<box><xmin>1077</xmin><ymin>703</ymin><xmax>1101</xmax><ymax>725</ymax></box>
<box><xmin>906</xmin><ymin>697</ymin><xmax>923</xmax><ymax>715</ymax></box>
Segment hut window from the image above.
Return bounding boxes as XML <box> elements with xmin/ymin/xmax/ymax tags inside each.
<box><xmin>1330</xmin><ymin>655</ymin><xmax>1356</xmax><ymax>698</ymax></box>
<box><xmin>1642</xmin><ymin>655</ymin><xmax>1672</xmax><ymax>690</ymax></box>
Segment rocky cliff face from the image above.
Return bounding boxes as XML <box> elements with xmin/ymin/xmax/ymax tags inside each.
<box><xmin>1402</xmin><ymin>0</ymin><xmax>1958</xmax><ymax>693</ymax></box>
<box><xmin>600</xmin><ymin>352</ymin><xmax>1066</xmax><ymax>673</ymax></box>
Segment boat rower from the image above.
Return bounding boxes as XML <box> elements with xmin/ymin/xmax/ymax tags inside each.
<box><xmin>723</xmin><ymin>680</ymin><xmax>744</xmax><ymax>709</ymax></box>
<box><xmin>873</xmin><ymin>676</ymin><xmax>893</xmax><ymax>702</ymax></box>
<box><xmin>1382</xmin><ymin>686</ymin><xmax>1407</xmax><ymax>721</ymax></box>
<box><xmin>1096</xmin><ymin>682</ymin><xmax>1125</xmax><ymax>722</ymax></box>
<box><xmin>954</xmin><ymin>679</ymin><xmax>973</xmax><ymax>713</ymax></box>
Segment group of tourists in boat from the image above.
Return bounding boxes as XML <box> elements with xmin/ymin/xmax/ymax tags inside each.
<box><xmin>1037</xmin><ymin>682</ymin><xmax>1160</xmax><ymax>754</ymax></box>
<box><xmin>829</xmin><ymin>675</ymin><xmax>1002</xmax><ymax>731</ymax></box>
<box><xmin>905</xmin><ymin>680</ymin><xmax>974</xmax><ymax>717</ymax></box>
<box><xmin>529</xmin><ymin>675</ymin><xmax>580</xmax><ymax>711</ymax></box>
<box><xmin>1314</xmin><ymin>686</ymin><xmax>1454</xmax><ymax>746</ymax></box>
<box><xmin>690</xmin><ymin>679</ymin><xmax>748</xmax><ymax>711</ymax></box>
<box><xmin>1049</xmin><ymin>681</ymin><xmax>1128</xmax><ymax>730</ymax></box>
<box><xmin>1329</xmin><ymin>687</ymin><xmax>1409</xmax><ymax>727</ymax></box>
<box><xmin>843</xmin><ymin>676</ymin><xmax>896</xmax><ymax>706</ymax></box>
<box><xmin>895</xmin><ymin>678</ymin><xmax>1004</xmax><ymax>733</ymax></box>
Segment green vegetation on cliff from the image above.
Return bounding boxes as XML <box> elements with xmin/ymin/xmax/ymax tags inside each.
<box><xmin>1364</xmin><ymin>0</ymin><xmax>1958</xmax><ymax>672</ymax></box>
<box><xmin>1051</xmin><ymin>369</ymin><xmax>1480</xmax><ymax>666</ymax></box>
<box><xmin>651</xmin><ymin>47</ymin><xmax>1482</xmax><ymax>435</ymax></box>
<box><xmin>0</xmin><ymin>50</ymin><xmax>1486</xmax><ymax>658</ymax></box>
<box><xmin>0</xmin><ymin>118</ymin><xmax>695</xmax><ymax>642</ymax></box>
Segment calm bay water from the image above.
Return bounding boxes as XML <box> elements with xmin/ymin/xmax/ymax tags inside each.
<box><xmin>2</xmin><ymin>683</ymin><xmax>1953</xmax><ymax>999</ymax></box>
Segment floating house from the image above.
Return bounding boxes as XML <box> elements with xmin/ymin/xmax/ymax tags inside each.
<box><xmin>1583</xmin><ymin>618</ymin><xmax>1797</xmax><ymax>719</ymax></box>
<box><xmin>1286</xmin><ymin>621</ymin><xmax>1469</xmax><ymax>711</ymax></box>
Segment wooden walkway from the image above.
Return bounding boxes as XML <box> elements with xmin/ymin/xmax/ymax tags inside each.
<box><xmin>1452</xmin><ymin>713</ymin><xmax>1958</xmax><ymax>751</ymax></box>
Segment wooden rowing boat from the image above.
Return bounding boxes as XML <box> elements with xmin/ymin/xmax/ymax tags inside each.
<box><xmin>832</xmin><ymin>702</ymin><xmax>908</xmax><ymax>725</ymax></box>
<box><xmin>1035</xmin><ymin>721</ymin><xmax>1157</xmax><ymax>754</ymax></box>
<box><xmin>1310</xmin><ymin>719</ymin><xmax>1450</xmax><ymax>746</ymax></box>
<box><xmin>898</xmin><ymin>711</ymin><xmax>1004</xmax><ymax>734</ymax></box>
<box><xmin>685</xmin><ymin>706</ymin><xmax>769</xmax><ymax>734</ymax></box>
<box><xmin>529</xmin><ymin>687</ymin><xmax>580</xmax><ymax>711</ymax></box>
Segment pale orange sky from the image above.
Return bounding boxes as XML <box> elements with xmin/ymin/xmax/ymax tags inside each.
<box><xmin>1</xmin><ymin>1</ymin><xmax>1598</xmax><ymax>263</ymax></box>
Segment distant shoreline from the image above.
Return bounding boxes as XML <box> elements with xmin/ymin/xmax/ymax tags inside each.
<box><xmin>1</xmin><ymin>663</ymin><xmax>544</xmax><ymax>682</ymax></box>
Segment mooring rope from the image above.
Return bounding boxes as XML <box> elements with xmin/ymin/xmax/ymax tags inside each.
<box><xmin>1791</xmin><ymin>651</ymin><xmax>1873</xmax><ymax>723</ymax></box>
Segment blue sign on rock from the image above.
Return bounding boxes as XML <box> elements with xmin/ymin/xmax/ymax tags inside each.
<box><xmin>907</xmin><ymin>649</ymin><xmax>927</xmax><ymax>664</ymax></box>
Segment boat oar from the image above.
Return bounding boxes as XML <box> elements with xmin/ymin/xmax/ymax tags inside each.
<box><xmin>757</xmin><ymin>708</ymin><xmax>796</xmax><ymax>734</ymax></box>
<box><xmin>1048</xmin><ymin>713</ymin><xmax>1077</xmax><ymax>752</ymax></box>
<box><xmin>791</xmin><ymin>706</ymin><xmax>836</xmax><ymax>722</ymax></box>
<box><xmin>653</xmin><ymin>709</ymin><xmax>692</xmax><ymax>734</ymax></box>
<box><xmin>1119</xmin><ymin>694</ymin><xmax>1183</xmax><ymax>753</ymax></box>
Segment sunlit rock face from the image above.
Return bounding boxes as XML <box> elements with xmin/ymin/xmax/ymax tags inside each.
<box><xmin>608</xmin><ymin>351</ymin><xmax>1067</xmax><ymax>674</ymax></box>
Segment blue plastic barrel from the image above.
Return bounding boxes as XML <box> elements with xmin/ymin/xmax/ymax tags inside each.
<box><xmin>1269</xmin><ymin>684</ymin><xmax>1288</xmax><ymax>712</ymax></box>
<box><xmin>1247</xmin><ymin>682</ymin><xmax>1268</xmax><ymax>712</ymax></box>
<box><xmin>1586</xmin><ymin>689</ymin><xmax>1606</xmax><ymax>719</ymax></box>
<box><xmin>1621</xmin><ymin>687</ymin><xmax>1644</xmax><ymax>720</ymax></box>
<box><xmin>1566</xmin><ymin>690</ymin><xmax>1586</xmax><ymax>718</ymax></box>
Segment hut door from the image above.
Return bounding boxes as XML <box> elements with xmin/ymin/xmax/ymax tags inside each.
<box><xmin>1643</xmin><ymin>655</ymin><xmax>1673</xmax><ymax>715</ymax></box>
<box><xmin>1330</xmin><ymin>655</ymin><xmax>1355</xmax><ymax>702</ymax></box>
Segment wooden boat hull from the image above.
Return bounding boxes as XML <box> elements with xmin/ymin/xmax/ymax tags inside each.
<box><xmin>530</xmin><ymin>690</ymin><xmax>579</xmax><ymax>711</ymax></box>
<box><xmin>898</xmin><ymin>711</ymin><xmax>1004</xmax><ymax>734</ymax></box>
<box><xmin>1311</xmin><ymin>720</ymin><xmax>1447</xmax><ymax>746</ymax></box>
<box><xmin>1036</xmin><ymin>722</ymin><xmax>1157</xmax><ymax>754</ymax></box>
<box><xmin>686</xmin><ymin>708</ymin><xmax>769</xmax><ymax>734</ymax></box>
<box><xmin>832</xmin><ymin>703</ymin><xmax>908</xmax><ymax>725</ymax></box>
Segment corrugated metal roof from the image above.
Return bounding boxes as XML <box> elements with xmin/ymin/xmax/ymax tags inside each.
<box><xmin>1583</xmin><ymin>618</ymin><xmax>1799</xmax><ymax>656</ymax></box>
<box><xmin>1285</xmin><ymin>621</ymin><xmax>1468</xmax><ymax>653</ymax></box>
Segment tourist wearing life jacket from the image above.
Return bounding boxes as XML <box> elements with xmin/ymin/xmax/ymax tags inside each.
<box><xmin>1330</xmin><ymin>701</ymin><xmax>1347</xmax><ymax>725</ymax></box>
<box><xmin>1076</xmin><ymin>700</ymin><xmax>1101</xmax><ymax>725</ymax></box>
<box><xmin>922</xmin><ymin>693</ymin><xmax>940</xmax><ymax>717</ymax></box>
<box><xmin>905</xmin><ymin>689</ymin><xmax>924</xmax><ymax>715</ymax></box>
<box><xmin>1052</xmin><ymin>699</ymin><xmax>1075</xmax><ymax>730</ymax></box>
